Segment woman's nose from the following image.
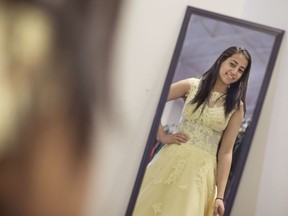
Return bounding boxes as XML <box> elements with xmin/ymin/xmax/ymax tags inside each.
<box><xmin>231</xmin><ymin>67</ymin><xmax>238</xmax><ymax>75</ymax></box>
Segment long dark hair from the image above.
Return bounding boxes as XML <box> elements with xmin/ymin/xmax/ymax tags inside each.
<box><xmin>191</xmin><ymin>46</ymin><xmax>252</xmax><ymax>117</ymax></box>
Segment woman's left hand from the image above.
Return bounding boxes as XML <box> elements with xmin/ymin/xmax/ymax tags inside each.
<box><xmin>213</xmin><ymin>199</ymin><xmax>225</xmax><ymax>216</ymax></box>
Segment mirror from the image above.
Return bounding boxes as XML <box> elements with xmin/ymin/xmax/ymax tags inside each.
<box><xmin>126</xmin><ymin>6</ymin><xmax>284</xmax><ymax>216</ymax></box>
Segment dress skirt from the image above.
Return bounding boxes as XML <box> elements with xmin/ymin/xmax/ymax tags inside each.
<box><xmin>132</xmin><ymin>143</ymin><xmax>217</xmax><ymax>216</ymax></box>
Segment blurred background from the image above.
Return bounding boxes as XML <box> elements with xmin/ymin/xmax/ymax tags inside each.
<box><xmin>0</xmin><ymin>0</ymin><xmax>121</xmax><ymax>215</ymax></box>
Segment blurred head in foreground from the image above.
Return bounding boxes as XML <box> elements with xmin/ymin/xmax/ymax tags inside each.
<box><xmin>0</xmin><ymin>0</ymin><xmax>121</xmax><ymax>215</ymax></box>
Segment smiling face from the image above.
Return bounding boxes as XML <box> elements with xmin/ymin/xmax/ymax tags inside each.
<box><xmin>217</xmin><ymin>53</ymin><xmax>248</xmax><ymax>86</ymax></box>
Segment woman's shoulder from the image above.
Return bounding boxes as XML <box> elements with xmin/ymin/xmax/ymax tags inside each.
<box><xmin>229</xmin><ymin>100</ymin><xmax>245</xmax><ymax>118</ymax></box>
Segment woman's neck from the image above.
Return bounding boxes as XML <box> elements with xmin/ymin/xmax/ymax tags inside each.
<box><xmin>212</xmin><ymin>82</ymin><xmax>228</xmax><ymax>94</ymax></box>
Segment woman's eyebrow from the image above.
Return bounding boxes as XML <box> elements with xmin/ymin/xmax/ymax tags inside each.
<box><xmin>231</xmin><ymin>59</ymin><xmax>246</xmax><ymax>69</ymax></box>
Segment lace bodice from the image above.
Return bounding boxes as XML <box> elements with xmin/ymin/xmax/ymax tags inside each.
<box><xmin>177</xmin><ymin>78</ymin><xmax>234</xmax><ymax>155</ymax></box>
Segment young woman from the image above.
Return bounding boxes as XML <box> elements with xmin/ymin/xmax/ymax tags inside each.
<box><xmin>133</xmin><ymin>46</ymin><xmax>252</xmax><ymax>216</ymax></box>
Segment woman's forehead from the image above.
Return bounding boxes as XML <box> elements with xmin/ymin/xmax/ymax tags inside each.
<box><xmin>228</xmin><ymin>53</ymin><xmax>249</xmax><ymax>67</ymax></box>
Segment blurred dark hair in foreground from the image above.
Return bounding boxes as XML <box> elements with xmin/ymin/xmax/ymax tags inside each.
<box><xmin>0</xmin><ymin>0</ymin><xmax>121</xmax><ymax>215</ymax></box>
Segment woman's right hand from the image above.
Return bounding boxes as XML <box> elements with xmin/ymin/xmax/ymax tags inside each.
<box><xmin>160</xmin><ymin>132</ymin><xmax>189</xmax><ymax>145</ymax></box>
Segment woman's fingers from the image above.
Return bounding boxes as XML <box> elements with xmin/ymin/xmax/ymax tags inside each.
<box><xmin>174</xmin><ymin>132</ymin><xmax>189</xmax><ymax>144</ymax></box>
<box><xmin>177</xmin><ymin>133</ymin><xmax>189</xmax><ymax>141</ymax></box>
<box><xmin>162</xmin><ymin>132</ymin><xmax>189</xmax><ymax>144</ymax></box>
<box><xmin>213</xmin><ymin>200</ymin><xmax>225</xmax><ymax>216</ymax></box>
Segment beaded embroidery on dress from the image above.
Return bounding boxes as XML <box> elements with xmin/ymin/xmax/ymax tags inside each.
<box><xmin>133</xmin><ymin>78</ymin><xmax>235</xmax><ymax>216</ymax></box>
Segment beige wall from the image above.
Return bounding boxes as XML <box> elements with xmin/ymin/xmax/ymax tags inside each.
<box><xmin>232</xmin><ymin>0</ymin><xmax>288</xmax><ymax>215</ymax></box>
<box><xmin>86</xmin><ymin>0</ymin><xmax>288</xmax><ymax>215</ymax></box>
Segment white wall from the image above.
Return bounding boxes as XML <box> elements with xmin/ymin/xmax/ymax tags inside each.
<box><xmin>87</xmin><ymin>0</ymin><xmax>288</xmax><ymax>215</ymax></box>
<box><xmin>231</xmin><ymin>0</ymin><xmax>288</xmax><ymax>215</ymax></box>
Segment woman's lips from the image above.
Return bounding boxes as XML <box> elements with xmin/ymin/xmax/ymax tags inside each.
<box><xmin>225</xmin><ymin>72</ymin><xmax>234</xmax><ymax>80</ymax></box>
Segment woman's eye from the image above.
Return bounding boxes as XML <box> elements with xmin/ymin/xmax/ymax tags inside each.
<box><xmin>230</xmin><ymin>62</ymin><xmax>236</xmax><ymax>67</ymax></box>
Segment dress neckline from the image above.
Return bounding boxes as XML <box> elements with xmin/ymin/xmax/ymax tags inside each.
<box><xmin>208</xmin><ymin>91</ymin><xmax>226</xmax><ymax>108</ymax></box>
<box><xmin>211</xmin><ymin>90</ymin><xmax>226</xmax><ymax>96</ymax></box>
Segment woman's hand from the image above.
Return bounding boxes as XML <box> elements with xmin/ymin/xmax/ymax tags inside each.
<box><xmin>160</xmin><ymin>132</ymin><xmax>189</xmax><ymax>145</ymax></box>
<box><xmin>213</xmin><ymin>198</ymin><xmax>225</xmax><ymax>216</ymax></box>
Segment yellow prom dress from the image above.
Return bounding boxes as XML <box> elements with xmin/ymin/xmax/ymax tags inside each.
<box><xmin>132</xmin><ymin>78</ymin><xmax>235</xmax><ymax>216</ymax></box>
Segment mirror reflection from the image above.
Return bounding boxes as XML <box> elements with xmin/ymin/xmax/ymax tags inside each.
<box><xmin>134</xmin><ymin>46</ymin><xmax>251</xmax><ymax>216</ymax></box>
<box><xmin>129</xmin><ymin>7</ymin><xmax>283</xmax><ymax>216</ymax></box>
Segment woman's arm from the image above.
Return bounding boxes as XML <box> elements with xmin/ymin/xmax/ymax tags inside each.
<box><xmin>157</xmin><ymin>79</ymin><xmax>191</xmax><ymax>144</ymax></box>
<box><xmin>213</xmin><ymin>104</ymin><xmax>244</xmax><ymax>215</ymax></box>
<box><xmin>166</xmin><ymin>79</ymin><xmax>191</xmax><ymax>101</ymax></box>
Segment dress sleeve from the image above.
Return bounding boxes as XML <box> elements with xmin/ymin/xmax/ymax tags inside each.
<box><xmin>228</xmin><ymin>100</ymin><xmax>244</xmax><ymax>120</ymax></box>
<box><xmin>183</xmin><ymin>78</ymin><xmax>200</xmax><ymax>102</ymax></box>
<box><xmin>188</xmin><ymin>78</ymin><xmax>200</xmax><ymax>94</ymax></box>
